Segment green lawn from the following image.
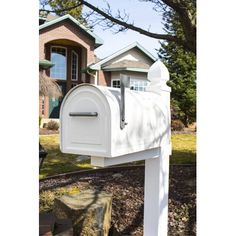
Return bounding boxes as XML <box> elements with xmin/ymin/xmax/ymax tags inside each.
<box><xmin>39</xmin><ymin>133</ymin><xmax>196</xmax><ymax>179</ymax></box>
<box><xmin>170</xmin><ymin>133</ymin><xmax>196</xmax><ymax>164</ymax></box>
<box><xmin>39</xmin><ymin>134</ymin><xmax>92</xmax><ymax>179</ymax></box>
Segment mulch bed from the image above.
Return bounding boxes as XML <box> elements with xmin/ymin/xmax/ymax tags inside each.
<box><xmin>40</xmin><ymin>165</ymin><xmax>196</xmax><ymax>236</ymax></box>
<box><xmin>39</xmin><ymin>128</ymin><xmax>59</xmax><ymax>135</ymax></box>
<box><xmin>172</xmin><ymin>127</ymin><xmax>196</xmax><ymax>135</ymax></box>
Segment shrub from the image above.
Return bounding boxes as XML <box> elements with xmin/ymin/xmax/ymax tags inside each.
<box><xmin>47</xmin><ymin>120</ymin><xmax>59</xmax><ymax>130</ymax></box>
<box><xmin>171</xmin><ymin>119</ymin><xmax>185</xmax><ymax>131</ymax></box>
<box><xmin>39</xmin><ymin>116</ymin><xmax>42</xmax><ymax>127</ymax></box>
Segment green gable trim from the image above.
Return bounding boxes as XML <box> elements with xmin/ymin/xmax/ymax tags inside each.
<box><xmin>39</xmin><ymin>14</ymin><xmax>103</xmax><ymax>47</ymax></box>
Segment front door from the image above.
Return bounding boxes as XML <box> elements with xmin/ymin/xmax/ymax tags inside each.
<box><xmin>49</xmin><ymin>82</ymin><xmax>66</xmax><ymax>118</ymax></box>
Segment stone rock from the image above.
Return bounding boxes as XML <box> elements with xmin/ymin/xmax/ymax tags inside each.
<box><xmin>76</xmin><ymin>155</ymin><xmax>90</xmax><ymax>162</ymax></box>
<box><xmin>39</xmin><ymin>213</ymin><xmax>56</xmax><ymax>236</ymax></box>
<box><xmin>53</xmin><ymin>190</ymin><xmax>112</xmax><ymax>236</ymax></box>
<box><xmin>54</xmin><ymin>218</ymin><xmax>73</xmax><ymax>236</ymax></box>
<box><xmin>185</xmin><ymin>178</ymin><xmax>196</xmax><ymax>187</ymax></box>
<box><xmin>39</xmin><ymin>213</ymin><xmax>74</xmax><ymax>236</ymax></box>
<box><xmin>112</xmin><ymin>173</ymin><xmax>123</xmax><ymax>179</ymax></box>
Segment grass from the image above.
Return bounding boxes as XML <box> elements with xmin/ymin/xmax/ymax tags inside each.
<box><xmin>39</xmin><ymin>134</ymin><xmax>92</xmax><ymax>179</ymax></box>
<box><xmin>170</xmin><ymin>133</ymin><xmax>196</xmax><ymax>164</ymax></box>
<box><xmin>39</xmin><ymin>133</ymin><xmax>196</xmax><ymax>179</ymax></box>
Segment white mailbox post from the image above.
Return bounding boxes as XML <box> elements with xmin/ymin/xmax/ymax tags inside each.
<box><xmin>60</xmin><ymin>60</ymin><xmax>171</xmax><ymax>236</ymax></box>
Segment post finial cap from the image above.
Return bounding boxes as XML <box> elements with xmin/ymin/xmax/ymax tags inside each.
<box><xmin>147</xmin><ymin>60</ymin><xmax>169</xmax><ymax>83</ymax></box>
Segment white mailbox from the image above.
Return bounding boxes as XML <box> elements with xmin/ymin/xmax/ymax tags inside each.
<box><xmin>60</xmin><ymin>84</ymin><xmax>169</xmax><ymax>158</ymax></box>
<box><xmin>60</xmin><ymin>62</ymin><xmax>171</xmax><ymax>165</ymax></box>
<box><xmin>60</xmin><ymin>60</ymin><xmax>171</xmax><ymax>236</ymax></box>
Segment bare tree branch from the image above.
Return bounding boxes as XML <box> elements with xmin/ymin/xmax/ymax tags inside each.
<box><xmin>39</xmin><ymin>0</ymin><xmax>196</xmax><ymax>54</ymax></box>
<box><xmin>81</xmin><ymin>1</ymin><xmax>182</xmax><ymax>42</ymax></box>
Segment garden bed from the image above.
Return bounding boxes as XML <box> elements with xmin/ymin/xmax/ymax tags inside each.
<box><xmin>39</xmin><ymin>128</ymin><xmax>59</xmax><ymax>135</ymax></box>
<box><xmin>40</xmin><ymin>165</ymin><xmax>196</xmax><ymax>236</ymax></box>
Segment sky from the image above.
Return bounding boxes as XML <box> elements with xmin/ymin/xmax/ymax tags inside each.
<box><xmin>41</xmin><ymin>0</ymin><xmax>165</xmax><ymax>59</ymax></box>
<box><xmin>82</xmin><ymin>0</ymin><xmax>165</xmax><ymax>59</ymax></box>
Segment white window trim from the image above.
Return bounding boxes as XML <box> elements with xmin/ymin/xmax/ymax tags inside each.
<box><xmin>71</xmin><ymin>50</ymin><xmax>78</xmax><ymax>81</ymax></box>
<box><xmin>50</xmin><ymin>46</ymin><xmax>67</xmax><ymax>80</ymax></box>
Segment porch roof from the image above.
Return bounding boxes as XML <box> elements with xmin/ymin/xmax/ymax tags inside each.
<box><xmin>39</xmin><ymin>14</ymin><xmax>104</xmax><ymax>48</ymax></box>
<box><xmin>102</xmin><ymin>60</ymin><xmax>150</xmax><ymax>72</ymax></box>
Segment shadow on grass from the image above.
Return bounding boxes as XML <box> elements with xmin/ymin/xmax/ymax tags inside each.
<box><xmin>126</xmin><ymin>149</ymin><xmax>196</xmax><ymax>166</ymax></box>
<box><xmin>40</xmin><ymin>149</ymin><xmax>196</xmax><ymax>179</ymax></box>
<box><xmin>170</xmin><ymin>150</ymin><xmax>196</xmax><ymax>164</ymax></box>
<box><xmin>39</xmin><ymin>149</ymin><xmax>93</xmax><ymax>179</ymax></box>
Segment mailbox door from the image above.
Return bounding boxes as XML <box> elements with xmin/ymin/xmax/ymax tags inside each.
<box><xmin>60</xmin><ymin>85</ymin><xmax>111</xmax><ymax>156</ymax></box>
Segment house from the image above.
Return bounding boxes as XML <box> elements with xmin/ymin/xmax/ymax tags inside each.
<box><xmin>39</xmin><ymin>14</ymin><xmax>103</xmax><ymax>119</ymax></box>
<box><xmin>88</xmin><ymin>42</ymin><xmax>157</xmax><ymax>91</ymax></box>
<box><xmin>39</xmin><ymin>14</ymin><xmax>157</xmax><ymax>120</ymax></box>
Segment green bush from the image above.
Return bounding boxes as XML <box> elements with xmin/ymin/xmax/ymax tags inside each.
<box><xmin>47</xmin><ymin>120</ymin><xmax>59</xmax><ymax>130</ymax></box>
<box><xmin>171</xmin><ymin>119</ymin><xmax>185</xmax><ymax>131</ymax></box>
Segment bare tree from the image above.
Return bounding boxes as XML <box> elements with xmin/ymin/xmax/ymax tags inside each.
<box><xmin>39</xmin><ymin>0</ymin><xmax>196</xmax><ymax>54</ymax></box>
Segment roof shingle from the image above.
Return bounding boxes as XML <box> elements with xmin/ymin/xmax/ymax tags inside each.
<box><xmin>102</xmin><ymin>60</ymin><xmax>150</xmax><ymax>70</ymax></box>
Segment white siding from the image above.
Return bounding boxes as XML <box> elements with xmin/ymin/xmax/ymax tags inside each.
<box><xmin>103</xmin><ymin>48</ymin><xmax>154</xmax><ymax>67</ymax></box>
<box><xmin>111</xmin><ymin>71</ymin><xmax>148</xmax><ymax>81</ymax></box>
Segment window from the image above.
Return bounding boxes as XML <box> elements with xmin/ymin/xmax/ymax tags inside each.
<box><xmin>111</xmin><ymin>79</ymin><xmax>120</xmax><ymax>88</ymax></box>
<box><xmin>130</xmin><ymin>79</ymin><xmax>149</xmax><ymax>91</ymax></box>
<box><xmin>71</xmin><ymin>51</ymin><xmax>78</xmax><ymax>81</ymax></box>
<box><xmin>111</xmin><ymin>77</ymin><xmax>149</xmax><ymax>91</ymax></box>
<box><xmin>50</xmin><ymin>47</ymin><xmax>67</xmax><ymax>80</ymax></box>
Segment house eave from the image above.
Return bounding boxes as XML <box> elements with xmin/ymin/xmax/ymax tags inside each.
<box><xmin>39</xmin><ymin>14</ymin><xmax>104</xmax><ymax>47</ymax></box>
<box><xmin>102</xmin><ymin>67</ymin><xmax>149</xmax><ymax>73</ymax></box>
<box><xmin>90</xmin><ymin>42</ymin><xmax>157</xmax><ymax>69</ymax></box>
